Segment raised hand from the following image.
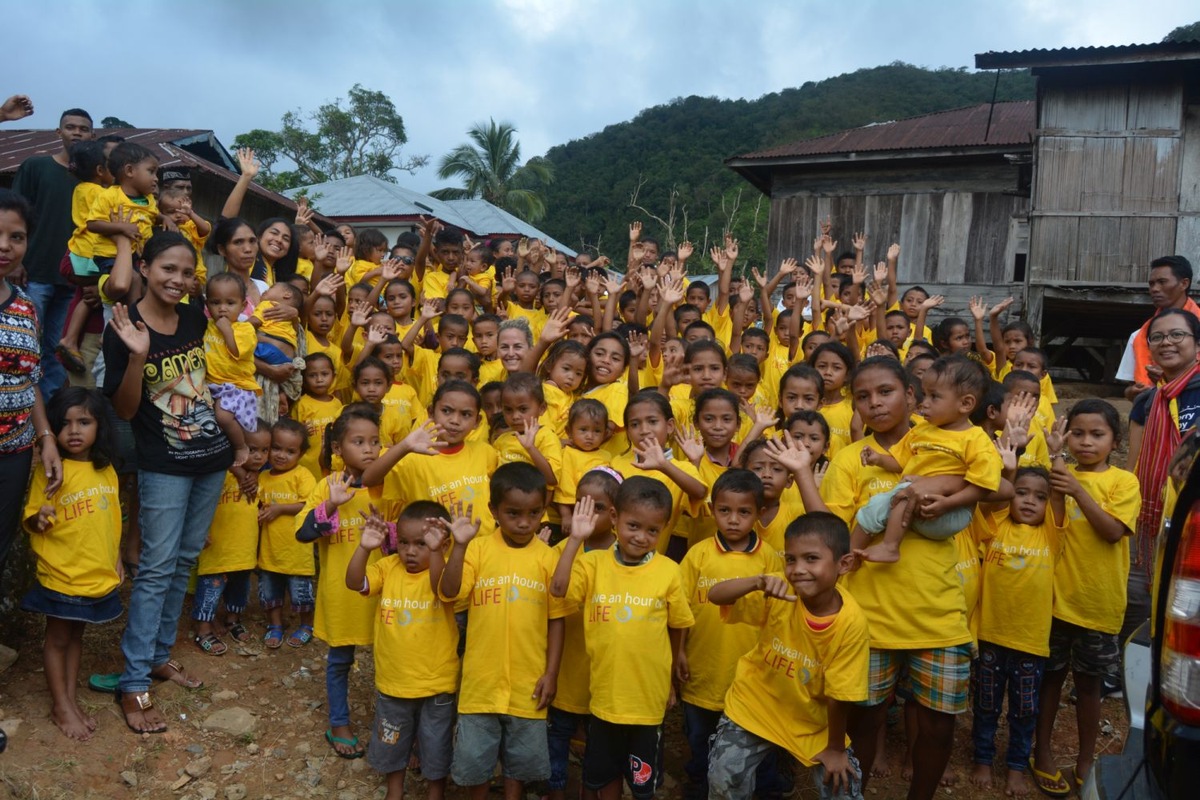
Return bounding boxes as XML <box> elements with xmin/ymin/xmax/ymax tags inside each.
<box><xmin>627</xmin><ymin>330</ymin><xmax>648</xmax><ymax>363</ymax></box>
<box><xmin>819</xmin><ymin>215</ymin><xmax>833</xmax><ymax>237</ymax></box>
<box><xmin>887</xmin><ymin>243</ymin><xmax>900</xmax><ymax>261</ymax></box>
<box><xmin>565</xmin><ymin>267</ymin><xmax>582</xmax><ymax>294</ymax></box>
<box><xmin>639</xmin><ymin>265</ymin><xmax>658</xmax><ymax>292</ymax></box>
<box><xmin>990</xmin><ymin>296</ymin><xmax>1015</xmax><ymax>317</ymax></box>
<box><xmin>585</xmin><ymin>271</ymin><xmax>601</xmax><ymax>297</ymax></box>
<box><xmin>419</xmin><ymin>299</ymin><xmax>440</xmax><ymax>322</ymax></box>
<box><xmin>629</xmin><ymin>221</ymin><xmax>642</xmax><ymax>243</ymax></box>
<box><xmin>443</xmin><ymin>506</ymin><xmax>481</xmax><ymax>545</ymax></box>
<box><xmin>110</xmin><ymin>303</ymin><xmax>150</xmax><ymax>356</ymax></box>
<box><xmin>360</xmin><ymin>508</ymin><xmax>390</xmax><ymax>550</ymax></box>
<box><xmin>335</xmin><ymin>246</ymin><xmax>354</xmax><ymax>275</ymax></box>
<box><xmin>0</xmin><ymin>94</ymin><xmax>34</xmax><ymax>122</ymax></box>
<box><xmin>313</xmin><ymin>234</ymin><xmax>331</xmax><ymax>263</ymax></box>
<box><xmin>778</xmin><ymin>257</ymin><xmax>799</xmax><ymax>278</ymax></box>
<box><xmin>852</xmin><ymin>232</ymin><xmax>866</xmax><ymax>252</ymax></box>
<box><xmin>328</xmin><ymin>472</ymin><xmax>358</xmax><ymax>508</ymax></box>
<box><xmin>996</xmin><ymin>435</ymin><xmax>1019</xmax><ymax>473</ymax></box>
<box><xmin>677</xmin><ymin>240</ymin><xmax>694</xmax><ymax>262</ymax></box>
<box><xmin>404</xmin><ymin>420</ymin><xmax>447</xmax><ymax>456</ymax></box>
<box><xmin>539</xmin><ymin>307</ymin><xmax>571</xmax><ymax>344</ymax></box>
<box><xmin>850</xmin><ymin>263</ymin><xmax>867</xmax><ymax>285</ymax></box>
<box><xmin>765</xmin><ymin>432</ymin><xmax>813</xmax><ymax>474</ymax></box>
<box><xmin>968</xmin><ymin>295</ymin><xmax>988</xmax><ymax>321</ymax></box>
<box><xmin>805</xmin><ymin>253</ymin><xmax>825</xmax><ymax>277</ymax></box>
<box><xmin>822</xmin><ymin>237</ymin><xmax>838</xmax><ymax>256</ymax></box>
<box><xmin>724</xmin><ymin>234</ymin><xmax>739</xmax><ymax>262</ymax></box>
<box><xmin>418</xmin><ymin>215</ymin><xmax>443</xmax><ymax>242</ymax></box>
<box><xmin>570</xmin><ymin>494</ymin><xmax>599</xmax><ymax>541</ymax></box>
<box><xmin>737</xmin><ymin>281</ymin><xmax>754</xmax><ymax>306</ymax></box>
<box><xmin>604</xmin><ymin>273</ymin><xmax>624</xmax><ymax>297</ymax></box>
<box><xmin>633</xmin><ymin>436</ymin><xmax>669</xmax><ymax>470</ymax></box>
<box><xmin>750</xmin><ymin>266</ymin><xmax>768</xmax><ymax>289</ymax></box>
<box><xmin>919</xmin><ymin>294</ymin><xmax>945</xmax><ymax>312</ymax></box>
<box><xmin>349</xmin><ymin>301</ymin><xmax>371</xmax><ymax>328</ymax></box>
<box><xmin>314</xmin><ymin>272</ymin><xmax>344</xmax><ymax>298</ymax></box>
<box><xmin>630</xmin><ymin>241</ymin><xmax>647</xmax><ymax>266</ymax></box>
<box><xmin>516</xmin><ymin>416</ymin><xmax>541</xmax><ymax>451</ymax></box>
<box><xmin>676</xmin><ymin>424</ymin><xmax>705</xmax><ymax>465</ymax></box>
<box><xmin>846</xmin><ymin>301</ymin><xmax>874</xmax><ymax>323</ymax></box>
<box><xmin>423</xmin><ymin>522</ymin><xmax>448</xmax><ymax>551</ymax></box>
<box><xmin>1044</xmin><ymin>414</ymin><xmax>1067</xmax><ymax>455</ymax></box>
<box><xmin>381</xmin><ymin>258</ymin><xmax>403</xmax><ymax>282</ymax></box>
<box><xmin>236</xmin><ymin>148</ymin><xmax>260</xmax><ymax>179</ymax></box>
<box><xmin>873</xmin><ymin>261</ymin><xmax>888</xmax><ymax>286</ymax></box>
<box><xmin>295</xmin><ymin>197</ymin><xmax>314</xmax><ymax>227</ymax></box>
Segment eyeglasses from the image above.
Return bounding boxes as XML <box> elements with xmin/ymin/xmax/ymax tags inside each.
<box><xmin>1148</xmin><ymin>330</ymin><xmax>1192</xmax><ymax>346</ymax></box>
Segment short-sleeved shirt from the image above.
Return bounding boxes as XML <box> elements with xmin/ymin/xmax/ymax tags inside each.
<box><xmin>979</xmin><ymin>509</ymin><xmax>1060</xmax><ymax>656</ymax></box>
<box><xmin>204</xmin><ymin>319</ymin><xmax>259</xmax><ymax>389</ymax></box>
<box><xmin>102</xmin><ymin>302</ymin><xmax>233</xmax><ymax>475</ymax></box>
<box><xmin>892</xmin><ymin>421</ymin><xmax>1002</xmax><ymax>492</ymax></box>
<box><xmin>257</xmin><ymin>467</ymin><xmax>318</xmax><ymax>575</ymax></box>
<box><xmin>198</xmin><ymin>472</ymin><xmax>259</xmax><ymax>575</ymax></box>
<box><xmin>384</xmin><ymin>442</ymin><xmax>500</xmax><ymax>535</ymax></box>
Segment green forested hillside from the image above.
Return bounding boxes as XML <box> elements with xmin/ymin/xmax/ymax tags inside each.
<box><xmin>540</xmin><ymin>63</ymin><xmax>1034</xmax><ymax>269</ymax></box>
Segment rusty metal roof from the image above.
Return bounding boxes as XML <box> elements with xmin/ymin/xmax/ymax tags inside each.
<box><xmin>976</xmin><ymin>40</ymin><xmax>1200</xmax><ymax>70</ymax></box>
<box><xmin>733</xmin><ymin>101</ymin><xmax>1034</xmax><ymax>162</ymax></box>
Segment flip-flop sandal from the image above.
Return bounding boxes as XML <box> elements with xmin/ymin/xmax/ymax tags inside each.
<box><xmin>286</xmin><ymin>625</ymin><xmax>314</xmax><ymax>648</ymax></box>
<box><xmin>88</xmin><ymin>673</ymin><xmax>120</xmax><ymax>693</ymax></box>
<box><xmin>194</xmin><ymin>632</ymin><xmax>228</xmax><ymax>656</ymax></box>
<box><xmin>117</xmin><ymin>691</ymin><xmax>167</xmax><ymax>735</ymax></box>
<box><xmin>263</xmin><ymin>625</ymin><xmax>285</xmax><ymax>649</ymax></box>
<box><xmin>54</xmin><ymin>343</ymin><xmax>86</xmax><ymax>374</ymax></box>
<box><xmin>150</xmin><ymin>659</ymin><xmax>204</xmax><ymax>689</ymax></box>
<box><xmin>226</xmin><ymin>622</ymin><xmax>251</xmax><ymax>643</ymax></box>
<box><xmin>1028</xmin><ymin>758</ymin><xmax>1072</xmax><ymax>798</ymax></box>
<box><xmin>325</xmin><ymin>729</ymin><xmax>365</xmax><ymax>759</ymax></box>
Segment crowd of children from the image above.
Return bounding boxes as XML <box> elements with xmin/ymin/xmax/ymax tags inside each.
<box><xmin>13</xmin><ymin>145</ymin><xmax>1164</xmax><ymax>800</ymax></box>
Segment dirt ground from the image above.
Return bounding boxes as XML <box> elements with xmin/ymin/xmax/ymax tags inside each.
<box><xmin>0</xmin><ymin>382</ymin><xmax>1135</xmax><ymax>800</ymax></box>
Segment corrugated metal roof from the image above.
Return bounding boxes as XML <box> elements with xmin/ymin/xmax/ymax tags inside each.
<box><xmin>976</xmin><ymin>40</ymin><xmax>1200</xmax><ymax>69</ymax></box>
<box><xmin>733</xmin><ymin>101</ymin><xmax>1034</xmax><ymax>161</ymax></box>
<box><xmin>287</xmin><ymin>175</ymin><xmax>576</xmax><ymax>255</ymax></box>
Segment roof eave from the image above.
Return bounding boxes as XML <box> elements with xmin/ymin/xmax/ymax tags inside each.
<box><xmin>726</xmin><ymin>143</ymin><xmax>1028</xmax><ymax>170</ymax></box>
<box><xmin>976</xmin><ymin>49</ymin><xmax>1200</xmax><ymax>70</ymax></box>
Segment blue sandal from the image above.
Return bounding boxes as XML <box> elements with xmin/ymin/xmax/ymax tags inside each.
<box><xmin>286</xmin><ymin>625</ymin><xmax>313</xmax><ymax>648</ymax></box>
<box><xmin>263</xmin><ymin>625</ymin><xmax>284</xmax><ymax>649</ymax></box>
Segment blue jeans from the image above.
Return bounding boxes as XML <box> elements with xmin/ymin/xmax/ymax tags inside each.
<box><xmin>118</xmin><ymin>469</ymin><xmax>225</xmax><ymax>694</ymax></box>
<box><xmin>327</xmin><ymin>644</ymin><xmax>357</xmax><ymax>728</ymax></box>
<box><xmin>191</xmin><ymin>571</ymin><xmax>252</xmax><ymax>622</ymax></box>
<box><xmin>258</xmin><ymin>571</ymin><xmax>315</xmax><ymax>612</ymax></box>
<box><xmin>971</xmin><ymin>641</ymin><xmax>1044</xmax><ymax>770</ymax></box>
<box><xmin>26</xmin><ymin>281</ymin><xmax>73</xmax><ymax>399</ymax></box>
<box><xmin>683</xmin><ymin>703</ymin><xmax>785</xmax><ymax>800</ymax></box>
<box><xmin>547</xmin><ymin>706</ymin><xmax>587</xmax><ymax>791</ymax></box>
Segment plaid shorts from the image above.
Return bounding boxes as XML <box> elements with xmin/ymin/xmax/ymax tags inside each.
<box><xmin>1047</xmin><ymin>618</ymin><xmax>1120</xmax><ymax>677</ymax></box>
<box><xmin>863</xmin><ymin>645</ymin><xmax>973</xmax><ymax>714</ymax></box>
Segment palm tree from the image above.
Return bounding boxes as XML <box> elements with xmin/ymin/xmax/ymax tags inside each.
<box><xmin>431</xmin><ymin>119</ymin><xmax>554</xmax><ymax>223</ymax></box>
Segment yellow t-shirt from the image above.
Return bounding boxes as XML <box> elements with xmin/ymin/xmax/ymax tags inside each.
<box><xmin>198</xmin><ymin>471</ymin><xmax>259</xmax><ymax>575</ymax></box>
<box><xmin>440</xmin><ymin>530</ymin><xmax>571</xmax><ymax>718</ymax></box>
<box><xmin>204</xmin><ymin>319</ymin><xmax>259</xmax><ymax>390</ymax></box>
<box><xmin>586</xmin><ymin>381</ymin><xmax>629</xmax><ymax>457</ymax></box>
<box><xmin>299</xmin><ymin>479</ymin><xmax>385</xmax><ymax>646</ymax></box>
<box><xmin>755</xmin><ymin>493</ymin><xmax>807</xmax><ymax>561</ymax></box>
<box><xmin>22</xmin><ymin>460</ymin><xmax>120</xmax><ymax>598</ymax></box>
<box><xmin>564</xmin><ymin>548</ymin><xmax>694</xmax><ymax>724</ymax></box>
<box><xmin>979</xmin><ymin>508</ymin><xmax>1060</xmax><ymax>656</ymax></box>
<box><xmin>721</xmin><ymin>584</ymin><xmax>870</xmax><ymax>766</ymax></box>
<box><xmin>955</xmin><ymin>512</ymin><xmax>989</xmax><ymax>646</ymax></box>
<box><xmin>76</xmin><ymin>185</ymin><xmax>158</xmax><ymax>256</ymax></box>
<box><xmin>821</xmin><ymin>436</ymin><xmax>972</xmax><ymax>650</ymax></box>
<box><xmin>683</xmin><ymin>450</ymin><xmax>734</xmax><ymax>549</ymax></box>
<box><xmin>365</xmin><ymin>557</ymin><xmax>460</xmax><ymax>698</ymax></box>
<box><xmin>552</xmin><ymin>447</ymin><xmax>611</xmax><ymax>505</ymax></box>
<box><xmin>292</xmin><ymin>394</ymin><xmax>343</xmax><ymax>482</ymax></box>
<box><xmin>703</xmin><ymin>304</ymin><xmax>734</xmax><ymax>350</ymax></box>
<box><xmin>494</xmin><ymin>426</ymin><xmax>563</xmax><ymax>481</ymax></box>
<box><xmin>819</xmin><ymin>396</ymin><xmax>855</xmax><ymax>459</ymax></box>
<box><xmin>892</xmin><ymin>421</ymin><xmax>1002</xmax><ymax>492</ymax></box>
<box><xmin>610</xmin><ymin>451</ymin><xmax>702</xmax><ymax>553</ymax></box>
<box><xmin>384</xmin><ymin>443</ymin><xmax>500</xmax><ymax>536</ymax></box>
<box><xmin>383</xmin><ymin>382</ymin><xmax>426</xmax><ymax>432</ymax></box>
<box><xmin>1019</xmin><ymin>427</ymin><xmax>1051</xmax><ymax>470</ymax></box>
<box><xmin>679</xmin><ymin>536</ymin><xmax>781</xmax><ymax>711</ymax></box>
<box><xmin>506</xmin><ymin>302</ymin><xmax>547</xmax><ymax>341</ymax></box>
<box><xmin>347</xmin><ymin>258</ymin><xmax>379</xmax><ymax>286</ymax></box>
<box><xmin>257</xmin><ymin>467</ymin><xmax>318</xmax><ymax>575</ymax></box>
<box><xmin>542</xmin><ymin>382</ymin><xmax>573</xmax><ymax>441</ymax></box>
<box><xmin>295</xmin><ymin>257</ymin><xmax>314</xmax><ymax>281</ymax></box>
<box><xmin>67</xmin><ymin>182</ymin><xmax>104</xmax><ymax>258</ymax></box>
<box><xmin>422</xmin><ymin>268</ymin><xmax>452</xmax><ymax>302</ymax></box>
<box><xmin>404</xmin><ymin>347</ymin><xmax>439</xmax><ymax>408</ymax></box>
<box><xmin>551</xmin><ymin>538</ymin><xmax>596</xmax><ymax>715</ymax></box>
<box><xmin>179</xmin><ymin>219</ymin><xmax>208</xmax><ymax>288</ymax></box>
<box><xmin>252</xmin><ymin>301</ymin><xmax>298</xmax><ymax>349</ymax></box>
<box><xmin>1054</xmin><ymin>466</ymin><xmax>1141</xmax><ymax>634</ymax></box>
<box><xmin>478</xmin><ymin>358</ymin><xmax>505</xmax><ymax>388</ymax></box>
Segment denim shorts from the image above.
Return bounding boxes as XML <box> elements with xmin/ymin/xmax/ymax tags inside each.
<box><xmin>367</xmin><ymin>692</ymin><xmax>456</xmax><ymax>779</ymax></box>
<box><xmin>450</xmin><ymin>713</ymin><xmax>550</xmax><ymax>786</ymax></box>
<box><xmin>258</xmin><ymin>570</ymin><xmax>315</xmax><ymax>612</ymax></box>
<box><xmin>21</xmin><ymin>582</ymin><xmax>122</xmax><ymax>624</ymax></box>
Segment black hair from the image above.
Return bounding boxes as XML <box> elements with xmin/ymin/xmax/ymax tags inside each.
<box><xmin>439</xmin><ymin>347</ymin><xmax>480</xmax><ymax>381</ymax></box>
<box><xmin>272</xmin><ymin>417</ymin><xmax>310</xmax><ymax>454</ymax></box>
<box><xmin>431</xmin><ymin>379</ymin><xmax>482</xmax><ymax>412</ymax></box>
<box><xmin>615</xmin><ymin>475</ymin><xmax>673</xmax><ymax>519</ymax></box>
<box><xmin>68</xmin><ymin>141</ymin><xmax>108</xmax><ymax>182</ymax></box>
<box><xmin>801</xmin><ymin>329</ymin><xmax>831</xmax><ymax>350</ymax></box>
<box><xmin>396</xmin><ymin>231</ymin><xmax>422</xmax><ymax>251</ymax></box>
<box><xmin>206</xmin><ymin>271</ymin><xmax>247</xmax><ymax>300</ymax></box>
<box><xmin>568</xmin><ymin>398</ymin><xmax>608</xmax><ymax>430</ymax></box>
<box><xmin>480</xmin><ymin>381</ymin><xmax>505</xmax><ymax>397</ymax></box>
<box><xmin>95</xmin><ymin>134</ymin><xmax>124</xmax><ymax>145</ymax></box>
<box><xmin>0</xmin><ymin>189</ymin><xmax>33</xmax><ymax>232</ymax></box>
<box><xmin>60</xmin><ymin>108</ymin><xmax>93</xmax><ymax>124</ymax></box>
<box><xmin>473</xmin><ymin>313</ymin><xmax>502</xmax><ymax>330</ymax></box>
<box><xmin>779</xmin><ymin>363</ymin><xmax>824</xmax><ymax>401</ymax></box>
<box><xmin>210</xmin><ymin>216</ymin><xmax>254</xmax><ymax>254</ymax></box>
<box><xmin>495</xmin><ymin>255</ymin><xmax>518</xmax><ymax>273</ymax></box>
<box><xmin>683</xmin><ymin>320</ymin><xmax>715</xmax><ymax>340</ymax></box>
<box><xmin>1001</xmin><ymin>319</ymin><xmax>1035</xmax><ymax>342</ymax></box>
<box><xmin>270</xmin><ymin>281</ymin><xmax>304</xmax><ymax>311</ymax></box>
<box><xmin>969</xmin><ymin>380</ymin><xmax>1007</xmax><ymax>426</ymax></box>
<box><xmin>619</xmin><ymin>290</ymin><xmax>638</xmax><ymax>309</ymax></box>
<box><xmin>1014</xmin><ymin>347</ymin><xmax>1048</xmax><ymax>372</ymax></box>
<box><xmin>686</xmin><ymin>282</ymin><xmax>711</xmax><ymax>300</ymax></box>
<box><xmin>540</xmin><ymin>277</ymin><xmax>566</xmax><ymax>293</ymax></box>
<box><xmin>864</xmin><ymin>338</ymin><xmax>900</xmax><ymax>359</ymax></box>
<box><xmin>1148</xmin><ymin>308</ymin><xmax>1200</xmax><ymax>342</ymax></box>
<box><xmin>616</xmin><ymin>321</ymin><xmax>648</xmax><ymax>338</ymax></box>
<box><xmin>727</xmin><ymin>353</ymin><xmax>760</xmax><ymax>379</ymax></box>
<box><xmin>438</xmin><ymin>313</ymin><xmax>469</xmax><ymax>334</ymax></box>
<box><xmin>932</xmin><ymin>317</ymin><xmax>970</xmax><ymax>353</ymax></box>
<box><xmin>354</xmin><ymin>355</ymin><xmax>393</xmax><ymax>384</ymax></box>
<box><xmin>568</xmin><ymin>313</ymin><xmax>594</xmax><ymax>330</ymax></box>
<box><xmin>1151</xmin><ymin>255</ymin><xmax>1194</xmax><ymax>285</ymax></box>
<box><xmin>1002</xmin><ymin>370</ymin><xmax>1041</xmax><ymax>394</ymax></box>
<box><xmin>446</xmin><ymin>287</ymin><xmax>474</xmax><ymax>307</ymax></box>
<box><xmin>1066</xmin><ymin>398</ymin><xmax>1123</xmax><ymax>447</ymax></box>
<box><xmin>625</xmin><ymin>388</ymin><xmax>674</xmax><ymax>429</ymax></box>
<box><xmin>907</xmin><ymin>340</ymin><xmax>939</xmax><ymax>359</ymax></box>
<box><xmin>684</xmin><ymin>338</ymin><xmax>727</xmax><ymax>366</ymax></box>
<box><xmin>538</xmin><ymin>339</ymin><xmax>588</xmax><ymax>382</ymax></box>
<box><xmin>809</xmin><ymin>341</ymin><xmax>855</xmax><ymax>372</ymax></box>
<box><xmin>577</xmin><ymin>469</ymin><xmax>620</xmax><ymax>504</ymax></box>
<box><xmin>785</xmin><ymin>409</ymin><xmax>830</xmax><ymax>444</ymax></box>
<box><xmin>490</xmin><ymin>462</ymin><xmax>546</xmax><ymax>507</ymax></box>
<box><xmin>640</xmin><ymin>236</ymin><xmax>660</xmax><ymax>251</ymax></box>
<box><xmin>46</xmin><ymin>387</ymin><xmax>116</xmax><ymax>470</ymax></box>
<box><xmin>142</xmin><ymin>231</ymin><xmax>195</xmax><ymax>267</ymax></box>
<box><xmin>304</xmin><ymin>352</ymin><xmax>335</xmax><ymax>373</ymax></box>
<box><xmin>712</xmin><ymin>468</ymin><xmax>765</xmax><ymax>509</ymax></box>
<box><xmin>515</xmin><ymin>269</ymin><xmax>540</xmax><ymax>283</ymax></box>
<box><xmin>434</xmin><ymin>229</ymin><xmax>465</xmax><ymax>249</ymax></box>
<box><xmin>355</xmin><ymin>228</ymin><xmax>388</xmax><ymax>259</ymax></box>
<box><xmin>693</xmin><ymin>388</ymin><xmax>740</xmax><ymax>425</ymax></box>
<box><xmin>927</xmin><ymin>355</ymin><xmax>989</xmax><ymax>405</ymax></box>
<box><xmin>900</xmin><ymin>286</ymin><xmax>929</xmax><ymax>302</ymax></box>
<box><xmin>1014</xmin><ymin>465</ymin><xmax>1051</xmax><ymax>491</ymax></box>
<box><xmin>400</xmin><ymin>500</ymin><xmax>451</xmax><ymax>525</ymax></box>
<box><xmin>384</xmin><ymin>278</ymin><xmax>416</xmax><ymax>299</ymax></box>
<box><xmin>106</xmin><ymin>142</ymin><xmax>156</xmax><ymax>177</ymax></box>
<box><xmin>321</xmin><ymin>402</ymin><xmax>380</xmax><ymax>471</ymax></box>
<box><xmin>884</xmin><ymin>309</ymin><xmax>910</xmax><ymax>323</ymax></box>
<box><xmin>586</xmin><ymin>332</ymin><xmax>631</xmax><ymax>385</ymax></box>
<box><xmin>673</xmin><ymin>303</ymin><xmax>701</xmax><ymax>325</ymax></box>
<box><xmin>850</xmin><ymin>355</ymin><xmax>908</xmax><ymax>392</ymax></box>
<box><xmin>741</xmin><ymin>327</ymin><xmax>769</xmax><ymax>345</ymax></box>
<box><xmin>736</xmin><ymin>437</ymin><xmax>775</xmax><ymax>470</ymax></box>
<box><xmin>836</xmin><ymin>250</ymin><xmax>857</xmax><ymax>264</ymax></box>
<box><xmin>784</xmin><ymin>511</ymin><xmax>850</xmax><ymax>560</ymax></box>
<box><xmin>503</xmin><ymin>372</ymin><xmax>545</xmax><ymax>404</ymax></box>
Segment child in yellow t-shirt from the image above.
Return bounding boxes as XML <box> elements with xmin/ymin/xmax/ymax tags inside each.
<box><xmin>157</xmin><ymin>185</ymin><xmax>210</xmax><ymax>296</ymax></box>
<box><xmin>437</xmin><ymin>463</ymin><xmax>571</xmax><ymax>795</ymax></box>
<box><xmin>348</xmin><ymin>501</ymin><xmax>460</xmax><ymax>800</ymax></box>
<box><xmin>21</xmin><ymin>388</ymin><xmax>123</xmax><ymax>742</ymax></box>
<box><xmin>971</xmin><ymin>466</ymin><xmax>1062</xmax><ymax>794</ymax></box>
<box><xmin>547</xmin><ymin>468</ymin><xmax>620</xmax><ymax>800</ymax></box>
<box><xmin>415</xmin><ymin>226</ymin><xmax>464</xmax><ymax>307</ymax></box>
<box><xmin>856</xmin><ymin>356</ymin><xmax>1002</xmax><ymax>564</ymax></box>
<box><xmin>677</xmin><ymin>470</ymin><xmax>782</xmax><ymax>799</ymax></box>
<box><xmin>256</xmin><ymin>419</ymin><xmax>317</xmax><ymax>649</ymax></box>
<box><xmin>55</xmin><ymin>141</ymin><xmax>111</xmax><ymax>372</ymax></box>
<box><xmin>493</xmin><ymin>373</ymin><xmax>563</xmax><ymax>490</ymax></box>
<box><xmin>250</xmin><ymin>282</ymin><xmax>304</xmax><ymax>364</ymax></box>
<box><xmin>553</xmin><ymin>400</ymin><xmax>612</xmax><ymax>528</ymax></box>
<box><xmin>707</xmin><ymin>512</ymin><xmax>869</xmax><ymax>799</ymax></box>
<box><xmin>204</xmin><ymin>273</ymin><xmax>259</xmax><ymax>466</ymax></box>
<box><xmin>552</xmin><ymin>477</ymin><xmax>695</xmax><ymax>800</ymax></box>
<box><xmin>535</xmin><ymin>339</ymin><xmax>588</xmax><ymax>441</ymax></box>
<box><xmin>459</xmin><ymin>243</ymin><xmax>495</xmax><ymax>310</ymax></box>
<box><xmin>473</xmin><ymin>314</ymin><xmax>504</xmax><ymax>387</ymax></box>
<box><xmin>810</xmin><ymin>341</ymin><xmax>855</xmax><ymax>458</ymax></box>
<box><xmin>192</xmin><ymin>424</ymin><xmax>269</xmax><ymax>655</ymax></box>
<box><xmin>293</xmin><ymin>354</ymin><xmax>343</xmax><ymax>482</ymax></box>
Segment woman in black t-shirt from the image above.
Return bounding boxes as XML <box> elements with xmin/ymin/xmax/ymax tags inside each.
<box><xmin>102</xmin><ymin>232</ymin><xmax>232</xmax><ymax>735</ymax></box>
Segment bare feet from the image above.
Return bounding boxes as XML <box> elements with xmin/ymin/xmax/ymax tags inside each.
<box><xmin>901</xmin><ymin>763</ymin><xmax>913</xmax><ymax>781</ymax></box>
<box><xmin>51</xmin><ymin>702</ymin><xmax>92</xmax><ymax>741</ymax></box>
<box><xmin>75</xmin><ymin>701</ymin><xmax>98</xmax><ymax>732</ymax></box>
<box><xmin>970</xmin><ymin>763</ymin><xmax>993</xmax><ymax>788</ymax></box>
<box><xmin>857</xmin><ymin>541</ymin><xmax>901</xmax><ymax>564</ymax></box>
<box><xmin>1005</xmin><ymin>768</ymin><xmax>1032</xmax><ymax>796</ymax></box>
<box><xmin>941</xmin><ymin>765</ymin><xmax>959</xmax><ymax>787</ymax></box>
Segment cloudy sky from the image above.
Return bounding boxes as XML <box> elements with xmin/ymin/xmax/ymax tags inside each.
<box><xmin>8</xmin><ymin>0</ymin><xmax>1196</xmax><ymax>192</ymax></box>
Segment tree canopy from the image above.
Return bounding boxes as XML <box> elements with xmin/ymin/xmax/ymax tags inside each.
<box><xmin>233</xmin><ymin>84</ymin><xmax>428</xmax><ymax>192</ymax></box>
<box><xmin>431</xmin><ymin>119</ymin><xmax>554</xmax><ymax>223</ymax></box>
<box><xmin>1164</xmin><ymin>20</ymin><xmax>1200</xmax><ymax>42</ymax></box>
<box><xmin>100</xmin><ymin>116</ymin><xmax>133</xmax><ymax>129</ymax></box>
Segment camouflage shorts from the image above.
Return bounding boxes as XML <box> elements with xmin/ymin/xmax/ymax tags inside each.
<box><xmin>708</xmin><ymin>715</ymin><xmax>864</xmax><ymax>800</ymax></box>
<box><xmin>1047</xmin><ymin>618</ymin><xmax>1120</xmax><ymax>677</ymax></box>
